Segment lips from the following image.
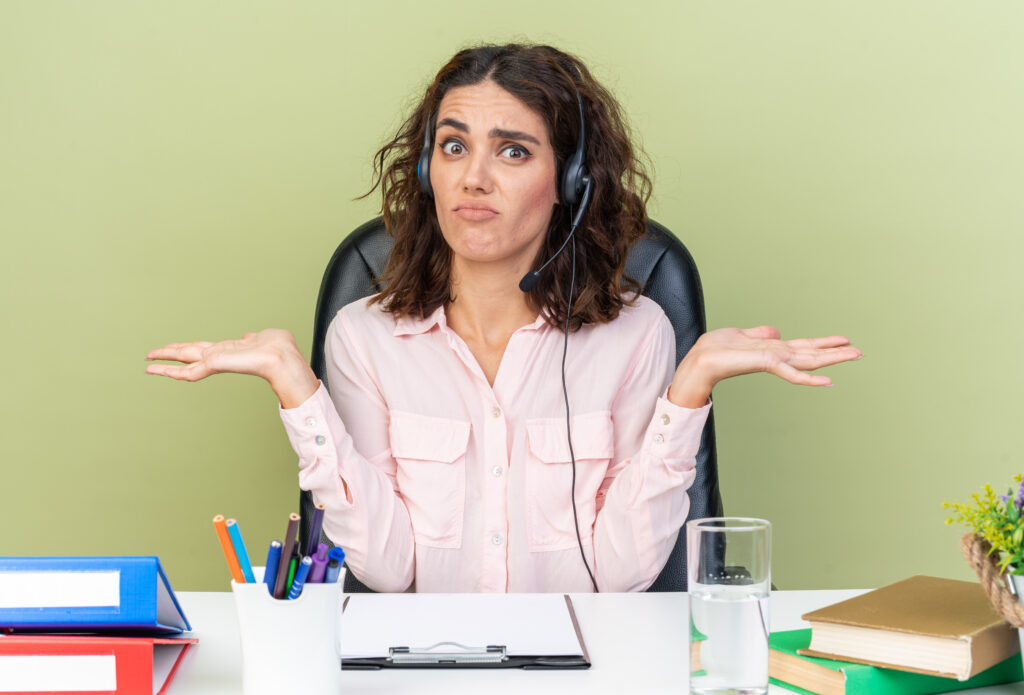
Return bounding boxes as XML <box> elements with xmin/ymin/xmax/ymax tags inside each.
<box><xmin>453</xmin><ymin>203</ymin><xmax>499</xmax><ymax>221</ymax></box>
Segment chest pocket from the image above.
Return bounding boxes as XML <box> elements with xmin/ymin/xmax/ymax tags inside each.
<box><xmin>389</xmin><ymin>410</ymin><xmax>471</xmax><ymax>549</ymax></box>
<box><xmin>525</xmin><ymin>411</ymin><xmax>614</xmax><ymax>551</ymax></box>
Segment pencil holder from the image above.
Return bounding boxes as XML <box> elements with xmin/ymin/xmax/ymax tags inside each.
<box><xmin>231</xmin><ymin>566</ymin><xmax>345</xmax><ymax>695</ymax></box>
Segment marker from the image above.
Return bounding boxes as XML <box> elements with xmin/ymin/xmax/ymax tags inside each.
<box><xmin>287</xmin><ymin>556</ymin><xmax>313</xmax><ymax>599</ymax></box>
<box><xmin>225</xmin><ymin>519</ymin><xmax>255</xmax><ymax>583</ymax></box>
<box><xmin>273</xmin><ymin>512</ymin><xmax>301</xmax><ymax>599</ymax></box>
<box><xmin>263</xmin><ymin>540</ymin><xmax>282</xmax><ymax>593</ymax></box>
<box><xmin>285</xmin><ymin>548</ymin><xmax>299</xmax><ymax>594</ymax></box>
<box><xmin>325</xmin><ymin>547</ymin><xmax>345</xmax><ymax>584</ymax></box>
<box><xmin>306</xmin><ymin>504</ymin><xmax>325</xmax><ymax>557</ymax></box>
<box><xmin>212</xmin><ymin>515</ymin><xmax>245</xmax><ymax>583</ymax></box>
<box><xmin>309</xmin><ymin>543</ymin><xmax>329</xmax><ymax>584</ymax></box>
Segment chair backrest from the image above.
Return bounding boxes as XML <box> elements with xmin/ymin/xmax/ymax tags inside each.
<box><xmin>299</xmin><ymin>217</ymin><xmax>722</xmax><ymax>592</ymax></box>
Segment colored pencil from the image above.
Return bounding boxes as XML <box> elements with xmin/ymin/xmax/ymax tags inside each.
<box><xmin>212</xmin><ymin>514</ymin><xmax>245</xmax><ymax>583</ymax></box>
<box><xmin>225</xmin><ymin>518</ymin><xmax>255</xmax><ymax>583</ymax></box>
<box><xmin>272</xmin><ymin>513</ymin><xmax>301</xmax><ymax>599</ymax></box>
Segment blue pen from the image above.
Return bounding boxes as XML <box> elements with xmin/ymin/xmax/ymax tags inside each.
<box><xmin>263</xmin><ymin>540</ymin><xmax>282</xmax><ymax>594</ymax></box>
<box><xmin>226</xmin><ymin>519</ymin><xmax>256</xmax><ymax>583</ymax></box>
<box><xmin>325</xmin><ymin>547</ymin><xmax>346</xmax><ymax>584</ymax></box>
<box><xmin>287</xmin><ymin>556</ymin><xmax>313</xmax><ymax>599</ymax></box>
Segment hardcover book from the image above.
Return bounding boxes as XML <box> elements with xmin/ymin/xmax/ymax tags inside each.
<box><xmin>770</xmin><ymin>628</ymin><xmax>1022</xmax><ymax>694</ymax></box>
<box><xmin>799</xmin><ymin>575</ymin><xmax>1018</xmax><ymax>680</ymax></box>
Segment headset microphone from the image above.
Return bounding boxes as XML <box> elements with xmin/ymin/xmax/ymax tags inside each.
<box><xmin>518</xmin><ymin>175</ymin><xmax>592</xmax><ymax>292</ymax></box>
<box><xmin>518</xmin><ymin>88</ymin><xmax>592</xmax><ymax>294</ymax></box>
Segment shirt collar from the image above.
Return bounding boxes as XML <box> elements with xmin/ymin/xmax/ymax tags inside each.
<box><xmin>393</xmin><ymin>304</ymin><xmax>446</xmax><ymax>336</ymax></box>
<box><xmin>393</xmin><ymin>304</ymin><xmax>549</xmax><ymax>337</ymax></box>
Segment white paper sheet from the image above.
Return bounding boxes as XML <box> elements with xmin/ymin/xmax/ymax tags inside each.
<box><xmin>340</xmin><ymin>593</ymin><xmax>583</xmax><ymax>658</ymax></box>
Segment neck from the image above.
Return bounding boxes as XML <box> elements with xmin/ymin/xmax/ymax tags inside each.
<box><xmin>446</xmin><ymin>259</ymin><xmax>538</xmax><ymax>345</ymax></box>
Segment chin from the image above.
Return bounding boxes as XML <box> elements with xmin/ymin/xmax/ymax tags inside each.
<box><xmin>445</xmin><ymin>229</ymin><xmax>504</xmax><ymax>259</ymax></box>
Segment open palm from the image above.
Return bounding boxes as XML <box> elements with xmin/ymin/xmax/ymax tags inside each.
<box><xmin>692</xmin><ymin>326</ymin><xmax>861</xmax><ymax>388</ymax></box>
<box><xmin>145</xmin><ymin>329</ymin><xmax>297</xmax><ymax>382</ymax></box>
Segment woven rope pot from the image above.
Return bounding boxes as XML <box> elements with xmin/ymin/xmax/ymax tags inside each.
<box><xmin>960</xmin><ymin>532</ymin><xmax>1024</xmax><ymax>660</ymax></box>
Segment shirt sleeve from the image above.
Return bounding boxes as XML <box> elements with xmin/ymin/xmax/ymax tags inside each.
<box><xmin>592</xmin><ymin>311</ymin><xmax>711</xmax><ymax>592</ymax></box>
<box><xmin>278</xmin><ymin>310</ymin><xmax>415</xmax><ymax>592</ymax></box>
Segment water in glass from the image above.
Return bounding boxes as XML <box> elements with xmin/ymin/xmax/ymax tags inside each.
<box><xmin>689</xmin><ymin>579</ymin><xmax>769</xmax><ymax>695</ymax></box>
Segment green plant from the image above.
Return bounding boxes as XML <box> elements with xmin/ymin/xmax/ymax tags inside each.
<box><xmin>946</xmin><ymin>474</ymin><xmax>1024</xmax><ymax>575</ymax></box>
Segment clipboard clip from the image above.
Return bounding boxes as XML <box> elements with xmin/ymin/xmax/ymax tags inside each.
<box><xmin>389</xmin><ymin>642</ymin><xmax>508</xmax><ymax>664</ymax></box>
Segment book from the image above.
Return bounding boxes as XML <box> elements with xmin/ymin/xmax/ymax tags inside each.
<box><xmin>0</xmin><ymin>556</ymin><xmax>190</xmax><ymax>634</ymax></box>
<box><xmin>0</xmin><ymin>634</ymin><xmax>197</xmax><ymax>694</ymax></box>
<box><xmin>800</xmin><ymin>575</ymin><xmax>1019</xmax><ymax>680</ymax></box>
<box><xmin>769</xmin><ymin>628</ymin><xmax>1023</xmax><ymax>695</ymax></box>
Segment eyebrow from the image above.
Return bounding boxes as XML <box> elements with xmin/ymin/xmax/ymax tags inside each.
<box><xmin>436</xmin><ymin>117</ymin><xmax>542</xmax><ymax>146</ymax></box>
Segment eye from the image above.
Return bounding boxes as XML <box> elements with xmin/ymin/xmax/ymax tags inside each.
<box><xmin>440</xmin><ymin>139</ymin><xmax>464</xmax><ymax>156</ymax></box>
<box><xmin>501</xmin><ymin>144</ymin><xmax>531</xmax><ymax>161</ymax></box>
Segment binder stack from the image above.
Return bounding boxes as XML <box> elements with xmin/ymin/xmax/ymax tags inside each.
<box><xmin>0</xmin><ymin>556</ymin><xmax>196</xmax><ymax>694</ymax></box>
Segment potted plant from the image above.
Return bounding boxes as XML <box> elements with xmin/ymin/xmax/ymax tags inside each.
<box><xmin>946</xmin><ymin>475</ymin><xmax>1024</xmax><ymax>655</ymax></box>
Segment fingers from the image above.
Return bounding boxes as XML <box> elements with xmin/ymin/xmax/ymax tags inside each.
<box><xmin>144</xmin><ymin>361</ymin><xmax>214</xmax><ymax>382</ymax></box>
<box><xmin>145</xmin><ymin>341</ymin><xmax>215</xmax><ymax>363</ymax></box>
<box><xmin>785</xmin><ymin>346</ymin><xmax>863</xmax><ymax>371</ymax></box>
<box><xmin>767</xmin><ymin>344</ymin><xmax>862</xmax><ymax>386</ymax></box>
<box><xmin>785</xmin><ymin>336</ymin><xmax>851</xmax><ymax>350</ymax></box>
<box><xmin>769</xmin><ymin>361</ymin><xmax>833</xmax><ymax>387</ymax></box>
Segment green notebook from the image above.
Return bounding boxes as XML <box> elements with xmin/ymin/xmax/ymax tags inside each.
<box><xmin>769</xmin><ymin>629</ymin><xmax>1023</xmax><ymax>695</ymax></box>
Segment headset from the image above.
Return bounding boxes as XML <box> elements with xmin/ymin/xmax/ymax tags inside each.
<box><xmin>417</xmin><ymin>84</ymin><xmax>599</xmax><ymax>593</ymax></box>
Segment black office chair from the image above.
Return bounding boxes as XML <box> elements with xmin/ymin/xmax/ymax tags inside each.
<box><xmin>298</xmin><ymin>217</ymin><xmax>722</xmax><ymax>592</ymax></box>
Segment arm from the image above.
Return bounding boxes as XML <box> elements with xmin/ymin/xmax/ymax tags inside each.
<box><xmin>145</xmin><ymin>323</ymin><xmax>415</xmax><ymax>592</ymax></box>
<box><xmin>278</xmin><ymin>313</ymin><xmax>415</xmax><ymax>592</ymax></box>
<box><xmin>592</xmin><ymin>315</ymin><xmax>710</xmax><ymax>592</ymax></box>
<box><xmin>593</xmin><ymin>319</ymin><xmax>862</xmax><ymax>591</ymax></box>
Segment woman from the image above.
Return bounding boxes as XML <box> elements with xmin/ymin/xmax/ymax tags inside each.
<box><xmin>146</xmin><ymin>44</ymin><xmax>861</xmax><ymax>593</ymax></box>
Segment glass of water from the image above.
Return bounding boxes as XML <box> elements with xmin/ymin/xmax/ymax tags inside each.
<box><xmin>687</xmin><ymin>517</ymin><xmax>771</xmax><ymax>695</ymax></box>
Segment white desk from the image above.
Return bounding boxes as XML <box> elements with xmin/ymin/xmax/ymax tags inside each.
<box><xmin>169</xmin><ymin>590</ymin><xmax>1024</xmax><ymax>694</ymax></box>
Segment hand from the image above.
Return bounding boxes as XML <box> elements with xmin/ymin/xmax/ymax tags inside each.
<box><xmin>668</xmin><ymin>326</ymin><xmax>862</xmax><ymax>409</ymax></box>
<box><xmin>145</xmin><ymin>329</ymin><xmax>319</xmax><ymax>408</ymax></box>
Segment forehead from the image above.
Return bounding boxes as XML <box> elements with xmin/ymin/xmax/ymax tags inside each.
<box><xmin>437</xmin><ymin>81</ymin><xmax>550</xmax><ymax>143</ymax></box>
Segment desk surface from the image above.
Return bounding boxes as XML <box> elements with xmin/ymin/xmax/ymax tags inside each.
<box><xmin>169</xmin><ymin>590</ymin><xmax>1024</xmax><ymax>695</ymax></box>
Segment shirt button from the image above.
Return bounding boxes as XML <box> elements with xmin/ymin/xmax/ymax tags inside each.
<box><xmin>492</xmin><ymin>466</ymin><xmax>503</xmax><ymax>477</ymax></box>
<box><xmin>315</xmin><ymin>435</ymin><xmax>326</xmax><ymax>446</ymax></box>
<box><xmin>491</xmin><ymin>534</ymin><xmax>503</xmax><ymax>545</ymax></box>
<box><xmin>661</xmin><ymin>414</ymin><xmax>670</xmax><ymax>425</ymax></box>
<box><xmin>305</xmin><ymin>417</ymin><xmax>317</xmax><ymax>427</ymax></box>
<box><xmin>491</xmin><ymin>407</ymin><xmax>502</xmax><ymax>419</ymax></box>
<box><xmin>653</xmin><ymin>434</ymin><xmax>665</xmax><ymax>444</ymax></box>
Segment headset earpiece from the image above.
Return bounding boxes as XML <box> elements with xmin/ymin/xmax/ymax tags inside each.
<box><xmin>417</xmin><ymin>111</ymin><xmax>434</xmax><ymax>198</ymax></box>
<box><xmin>559</xmin><ymin>91</ymin><xmax>588</xmax><ymax>208</ymax></box>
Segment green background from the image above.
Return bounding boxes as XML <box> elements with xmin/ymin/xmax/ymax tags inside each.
<box><xmin>1</xmin><ymin>1</ymin><xmax>1021</xmax><ymax>591</ymax></box>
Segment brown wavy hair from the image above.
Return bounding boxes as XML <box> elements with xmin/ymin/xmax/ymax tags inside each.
<box><xmin>365</xmin><ymin>43</ymin><xmax>652</xmax><ymax>331</ymax></box>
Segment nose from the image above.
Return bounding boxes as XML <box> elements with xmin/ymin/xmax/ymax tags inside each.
<box><xmin>460</xmin><ymin>150</ymin><xmax>494</xmax><ymax>194</ymax></box>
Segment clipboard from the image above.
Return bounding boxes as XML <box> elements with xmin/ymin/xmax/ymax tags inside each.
<box><xmin>340</xmin><ymin>593</ymin><xmax>591</xmax><ymax>669</ymax></box>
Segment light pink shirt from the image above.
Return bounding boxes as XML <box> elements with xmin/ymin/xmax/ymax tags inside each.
<box><xmin>280</xmin><ymin>294</ymin><xmax>711</xmax><ymax>593</ymax></box>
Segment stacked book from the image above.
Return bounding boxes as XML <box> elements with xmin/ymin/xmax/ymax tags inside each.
<box><xmin>0</xmin><ymin>556</ymin><xmax>195</xmax><ymax>695</ymax></box>
<box><xmin>771</xmin><ymin>575</ymin><xmax>1023</xmax><ymax>694</ymax></box>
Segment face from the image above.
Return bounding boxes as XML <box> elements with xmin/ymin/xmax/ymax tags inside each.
<box><xmin>429</xmin><ymin>80</ymin><xmax>559</xmax><ymax>277</ymax></box>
